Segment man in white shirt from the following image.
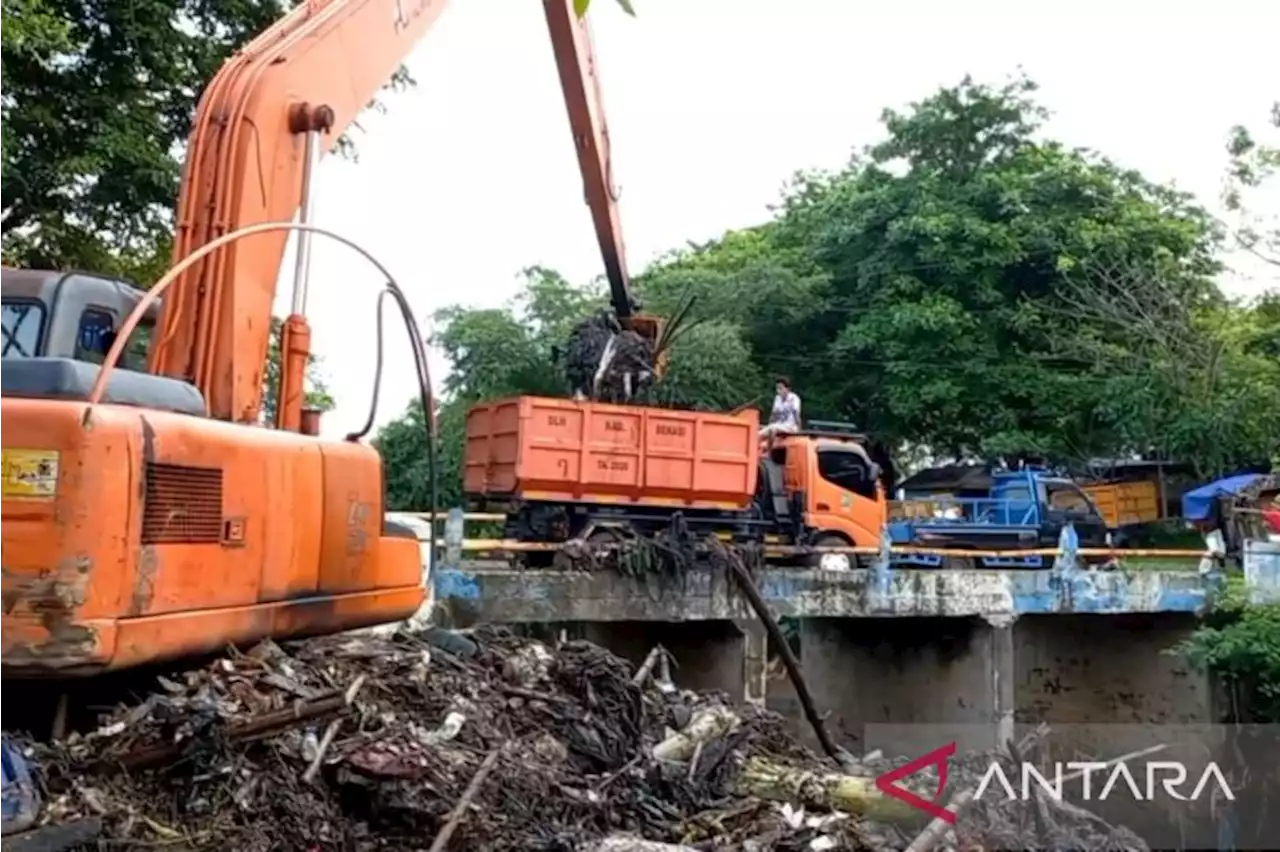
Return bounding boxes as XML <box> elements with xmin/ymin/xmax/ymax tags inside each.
<box><xmin>760</xmin><ymin>376</ymin><xmax>801</xmax><ymax>440</ymax></box>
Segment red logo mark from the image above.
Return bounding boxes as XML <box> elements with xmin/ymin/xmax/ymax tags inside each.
<box><xmin>874</xmin><ymin>742</ymin><xmax>957</xmax><ymax>824</ymax></box>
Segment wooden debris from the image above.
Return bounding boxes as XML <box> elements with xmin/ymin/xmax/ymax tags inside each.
<box><xmin>427</xmin><ymin>747</ymin><xmax>501</xmax><ymax>852</ymax></box>
<box><xmin>631</xmin><ymin>645</ymin><xmax>666</xmax><ymax>687</ymax></box>
<box><xmin>301</xmin><ymin>674</ymin><xmax>366</xmax><ymax>784</ymax></box>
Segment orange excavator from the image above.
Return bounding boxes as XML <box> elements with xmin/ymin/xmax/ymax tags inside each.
<box><xmin>0</xmin><ymin>0</ymin><xmax>651</xmax><ymax>678</ymax></box>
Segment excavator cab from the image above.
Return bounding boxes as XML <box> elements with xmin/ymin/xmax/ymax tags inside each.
<box><xmin>1</xmin><ymin>269</ymin><xmax>207</xmax><ymax>420</ymax></box>
<box><xmin>2</xmin><ymin>269</ymin><xmax>156</xmax><ymax>369</ymax></box>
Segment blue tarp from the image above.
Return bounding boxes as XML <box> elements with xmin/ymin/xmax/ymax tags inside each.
<box><xmin>1182</xmin><ymin>473</ymin><xmax>1266</xmax><ymax>522</ymax></box>
<box><xmin>1</xmin><ymin>733</ymin><xmax>40</xmax><ymax>835</ymax></box>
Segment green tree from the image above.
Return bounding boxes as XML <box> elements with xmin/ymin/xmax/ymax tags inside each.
<box><xmin>376</xmin><ymin>393</ymin><xmax>452</xmax><ymax>512</ymax></box>
<box><xmin>1182</xmin><ymin>589</ymin><xmax>1280</xmax><ymax>723</ymax></box>
<box><xmin>765</xmin><ymin>74</ymin><xmax>1224</xmax><ymax>462</ymax></box>
<box><xmin>1224</xmin><ymin>102</ymin><xmax>1280</xmax><ymax>269</ymax></box>
<box><xmin>637</xmin><ymin>227</ymin><xmax>824</xmax><ymax>407</ymax></box>
<box><xmin>1042</xmin><ymin>250</ymin><xmax>1280</xmax><ymax>478</ymax></box>
<box><xmin>2</xmin><ymin>0</ymin><xmax>283</xmax><ymax>279</ymax></box>
<box><xmin>0</xmin><ymin>0</ymin><xmax>412</xmax><ymax>282</ymax></box>
<box><xmin>1180</xmin><ymin>98</ymin><xmax>1280</xmax><ymax>730</ymax></box>
<box><xmin>377</xmin><ymin>74</ymin><xmax>1279</xmax><ymax>508</ymax></box>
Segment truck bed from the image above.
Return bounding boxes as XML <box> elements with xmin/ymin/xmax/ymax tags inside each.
<box><xmin>464</xmin><ymin>396</ymin><xmax>759</xmax><ymax>510</ymax></box>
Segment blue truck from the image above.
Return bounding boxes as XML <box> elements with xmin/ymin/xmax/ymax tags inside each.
<box><xmin>886</xmin><ymin>466</ymin><xmax>1111</xmax><ymax>568</ymax></box>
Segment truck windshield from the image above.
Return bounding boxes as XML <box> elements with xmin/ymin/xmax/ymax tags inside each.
<box><xmin>1</xmin><ymin>299</ymin><xmax>45</xmax><ymax>358</ymax></box>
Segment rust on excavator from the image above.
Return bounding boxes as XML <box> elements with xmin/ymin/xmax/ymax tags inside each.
<box><xmin>1</xmin><ymin>557</ymin><xmax>100</xmax><ymax>674</ymax></box>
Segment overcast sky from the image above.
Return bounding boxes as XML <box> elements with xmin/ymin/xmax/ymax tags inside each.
<box><xmin>275</xmin><ymin>0</ymin><xmax>1279</xmax><ymax>439</ymax></box>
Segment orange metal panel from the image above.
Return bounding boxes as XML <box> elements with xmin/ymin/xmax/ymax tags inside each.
<box><xmin>1</xmin><ymin>396</ymin><xmax>422</xmax><ymax>676</ymax></box>
<box><xmin>465</xmin><ymin>396</ymin><xmax>759</xmax><ymax>508</ymax></box>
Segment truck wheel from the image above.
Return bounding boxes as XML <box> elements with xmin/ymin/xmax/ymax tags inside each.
<box><xmin>809</xmin><ymin>535</ymin><xmax>852</xmax><ymax>572</ymax></box>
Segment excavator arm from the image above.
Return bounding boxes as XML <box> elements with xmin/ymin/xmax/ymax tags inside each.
<box><xmin>150</xmin><ymin>0</ymin><xmax>451</xmax><ymax>424</ymax></box>
<box><xmin>150</xmin><ymin>0</ymin><xmax>644</xmax><ymax>426</ymax></box>
<box><xmin>543</xmin><ymin>1</ymin><xmax>664</xmax><ymax>353</ymax></box>
<box><xmin>543</xmin><ymin>0</ymin><xmax>631</xmax><ymax>317</ymax></box>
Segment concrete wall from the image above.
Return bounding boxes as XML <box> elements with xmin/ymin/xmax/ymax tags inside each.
<box><xmin>1014</xmin><ymin>613</ymin><xmax>1220</xmax><ymax>847</ymax></box>
<box><xmin>1014</xmin><ymin>612</ymin><xmax>1210</xmax><ymax>725</ymax></box>
<box><xmin>768</xmin><ymin>612</ymin><xmax>1213</xmax><ymax>759</ymax></box>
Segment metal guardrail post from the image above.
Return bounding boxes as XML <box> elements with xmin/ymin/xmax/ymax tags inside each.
<box><xmin>1052</xmin><ymin>523</ymin><xmax>1081</xmax><ymax>577</ymax></box>
<box><xmin>444</xmin><ymin>507</ymin><xmax>465</xmax><ymax>569</ymax></box>
<box><xmin>869</xmin><ymin>527</ymin><xmax>895</xmax><ymax>611</ymax></box>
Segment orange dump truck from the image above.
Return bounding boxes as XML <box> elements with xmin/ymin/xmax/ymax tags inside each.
<box><xmin>464</xmin><ymin>396</ymin><xmax>886</xmax><ymax>568</ymax></box>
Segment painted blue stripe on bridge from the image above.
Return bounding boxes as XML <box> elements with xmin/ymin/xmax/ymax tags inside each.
<box><xmin>435</xmin><ymin>568</ymin><xmax>481</xmax><ymax>600</ymax></box>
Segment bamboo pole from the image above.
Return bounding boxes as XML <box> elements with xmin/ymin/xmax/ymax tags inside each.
<box><xmin>734</xmin><ymin>757</ymin><xmax>924</xmax><ymax>826</ymax></box>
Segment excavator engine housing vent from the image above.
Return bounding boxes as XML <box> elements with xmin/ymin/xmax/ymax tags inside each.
<box><xmin>141</xmin><ymin>463</ymin><xmax>224</xmax><ymax>545</ymax></box>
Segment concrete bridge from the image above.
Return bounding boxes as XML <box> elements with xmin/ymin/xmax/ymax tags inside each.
<box><xmin>394</xmin><ymin>511</ymin><xmax>1276</xmax><ymax>757</ymax></box>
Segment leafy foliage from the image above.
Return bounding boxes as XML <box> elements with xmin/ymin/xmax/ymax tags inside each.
<box><xmin>1223</xmin><ymin>102</ymin><xmax>1280</xmax><ymax>269</ymax></box>
<box><xmin>767</xmin><ymin>75</ymin><xmax>1228</xmax><ymax>461</ymax></box>
<box><xmin>1177</xmin><ymin>101</ymin><xmax>1280</xmax><ymax>721</ymax></box>
<box><xmin>1180</xmin><ymin>585</ymin><xmax>1280</xmax><ymax>723</ymax></box>
<box><xmin>1</xmin><ymin>0</ymin><xmax>287</xmax><ymax>279</ymax></box>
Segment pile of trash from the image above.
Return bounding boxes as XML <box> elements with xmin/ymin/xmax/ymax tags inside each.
<box><xmin>13</xmin><ymin>628</ymin><xmax>1147</xmax><ymax>851</ymax></box>
<box><xmin>560</xmin><ymin>310</ymin><xmax>657</xmax><ymax>404</ymax></box>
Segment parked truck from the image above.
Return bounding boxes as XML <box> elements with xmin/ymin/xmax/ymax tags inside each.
<box><xmin>463</xmin><ymin>396</ymin><xmax>887</xmax><ymax>571</ymax></box>
<box><xmin>888</xmin><ymin>466</ymin><xmax>1112</xmax><ymax>568</ymax></box>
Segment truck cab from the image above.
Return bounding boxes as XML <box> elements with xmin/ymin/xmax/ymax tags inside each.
<box><xmin>2</xmin><ymin>268</ymin><xmax>155</xmax><ymax>369</ymax></box>
<box><xmin>888</xmin><ymin>466</ymin><xmax>1109</xmax><ymax>568</ymax></box>
<box><xmin>755</xmin><ymin>422</ymin><xmax>887</xmax><ymax>570</ymax></box>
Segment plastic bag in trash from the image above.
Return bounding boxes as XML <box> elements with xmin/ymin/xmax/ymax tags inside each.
<box><xmin>2</xmin><ymin>734</ymin><xmax>41</xmax><ymax>835</ymax></box>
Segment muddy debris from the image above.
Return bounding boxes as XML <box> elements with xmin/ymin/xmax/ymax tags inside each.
<box><xmin>14</xmin><ymin>628</ymin><xmax>1146</xmax><ymax>851</ymax></box>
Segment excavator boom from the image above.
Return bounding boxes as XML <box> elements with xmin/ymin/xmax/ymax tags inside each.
<box><xmin>543</xmin><ymin>1</ymin><xmax>664</xmax><ymax>355</ymax></box>
<box><xmin>151</xmin><ymin>0</ymin><xmax>451</xmax><ymax>423</ymax></box>
<box><xmin>543</xmin><ymin>0</ymin><xmax>633</xmax><ymax>319</ymax></box>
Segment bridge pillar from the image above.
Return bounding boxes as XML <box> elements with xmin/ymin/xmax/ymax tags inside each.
<box><xmin>735</xmin><ymin>618</ymin><xmax>768</xmax><ymax>707</ymax></box>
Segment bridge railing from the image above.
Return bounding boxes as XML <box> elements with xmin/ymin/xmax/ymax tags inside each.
<box><xmin>386</xmin><ymin>509</ymin><xmax>1211</xmax><ymax>566</ymax></box>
